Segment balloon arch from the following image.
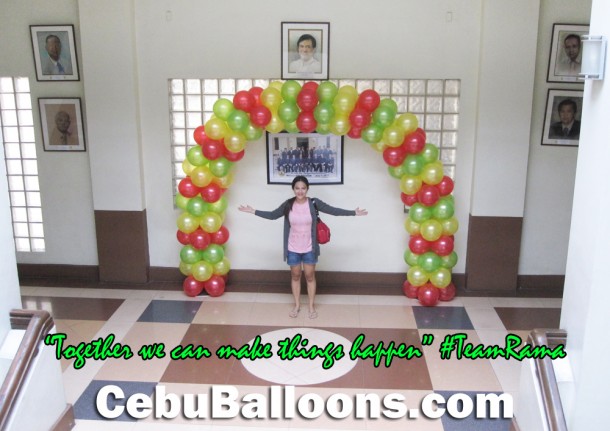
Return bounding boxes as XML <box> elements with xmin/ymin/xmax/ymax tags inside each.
<box><xmin>176</xmin><ymin>80</ymin><xmax>458</xmax><ymax>306</ymax></box>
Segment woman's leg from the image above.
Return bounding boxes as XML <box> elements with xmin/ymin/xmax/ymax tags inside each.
<box><xmin>303</xmin><ymin>264</ymin><xmax>317</xmax><ymax>318</ymax></box>
<box><xmin>290</xmin><ymin>264</ymin><xmax>302</xmax><ymax>316</ymax></box>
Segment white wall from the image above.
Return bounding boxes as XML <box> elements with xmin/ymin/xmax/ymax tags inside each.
<box><xmin>519</xmin><ymin>0</ymin><xmax>591</xmax><ymax>275</ymax></box>
<box><xmin>0</xmin><ymin>0</ymin><xmax>586</xmax><ymax>277</ymax></box>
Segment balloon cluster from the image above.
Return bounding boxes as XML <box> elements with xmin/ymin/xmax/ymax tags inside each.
<box><xmin>177</xmin><ymin>80</ymin><xmax>457</xmax><ymax>302</ymax></box>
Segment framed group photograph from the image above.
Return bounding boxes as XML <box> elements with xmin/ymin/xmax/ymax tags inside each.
<box><xmin>38</xmin><ymin>98</ymin><xmax>86</xmax><ymax>152</ymax></box>
<box><xmin>541</xmin><ymin>89</ymin><xmax>583</xmax><ymax>147</ymax></box>
<box><xmin>281</xmin><ymin>22</ymin><xmax>329</xmax><ymax>81</ymax></box>
<box><xmin>30</xmin><ymin>24</ymin><xmax>79</xmax><ymax>81</ymax></box>
<box><xmin>266</xmin><ymin>132</ymin><xmax>343</xmax><ymax>185</ymax></box>
<box><xmin>547</xmin><ymin>23</ymin><xmax>589</xmax><ymax>83</ymax></box>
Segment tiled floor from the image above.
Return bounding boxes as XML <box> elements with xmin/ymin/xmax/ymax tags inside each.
<box><xmin>20</xmin><ymin>283</ymin><xmax>562</xmax><ymax>430</ymax></box>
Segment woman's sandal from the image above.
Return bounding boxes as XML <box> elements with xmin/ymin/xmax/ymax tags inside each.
<box><xmin>289</xmin><ymin>307</ymin><xmax>300</xmax><ymax>318</ymax></box>
<box><xmin>308</xmin><ymin>309</ymin><xmax>318</xmax><ymax>319</ymax></box>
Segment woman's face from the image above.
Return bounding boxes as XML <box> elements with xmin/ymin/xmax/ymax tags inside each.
<box><xmin>292</xmin><ymin>181</ymin><xmax>309</xmax><ymax>199</ymax></box>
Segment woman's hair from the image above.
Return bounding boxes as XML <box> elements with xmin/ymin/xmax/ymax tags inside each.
<box><xmin>285</xmin><ymin>176</ymin><xmax>310</xmax><ymax>216</ymax></box>
<box><xmin>291</xmin><ymin>175</ymin><xmax>309</xmax><ymax>189</ymax></box>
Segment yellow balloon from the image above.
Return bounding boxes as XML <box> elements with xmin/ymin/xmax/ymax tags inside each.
<box><xmin>179</xmin><ymin>261</ymin><xmax>192</xmax><ymax>276</ymax></box>
<box><xmin>213</xmin><ymin>257</ymin><xmax>231</xmax><ymax>276</ymax></box>
<box><xmin>205</xmin><ymin>117</ymin><xmax>228</xmax><ymax>140</ymax></box>
<box><xmin>200</xmin><ymin>211</ymin><xmax>222</xmax><ymax>233</ymax></box>
<box><xmin>430</xmin><ymin>268</ymin><xmax>452</xmax><ymax>289</ymax></box>
<box><xmin>190</xmin><ymin>165</ymin><xmax>213</xmax><ymax>188</ymax></box>
<box><xmin>224</xmin><ymin>130</ymin><xmax>246</xmax><ymax>153</ymax></box>
<box><xmin>192</xmin><ymin>260</ymin><xmax>213</xmax><ymax>282</ymax></box>
<box><xmin>407</xmin><ymin>266</ymin><xmax>429</xmax><ymax>287</ymax></box>
<box><xmin>182</xmin><ymin>159</ymin><xmax>196</xmax><ymax>175</ymax></box>
<box><xmin>441</xmin><ymin>217</ymin><xmax>459</xmax><ymax>236</ymax></box>
<box><xmin>394</xmin><ymin>113</ymin><xmax>418</xmax><ymax>135</ymax></box>
<box><xmin>214</xmin><ymin>171</ymin><xmax>234</xmax><ymax>189</ymax></box>
<box><xmin>338</xmin><ymin>84</ymin><xmax>358</xmax><ymax>100</ymax></box>
<box><xmin>261</xmin><ymin>87</ymin><xmax>282</xmax><ymax>110</ymax></box>
<box><xmin>266</xmin><ymin>112</ymin><xmax>285</xmax><ymax>133</ymax></box>
<box><xmin>404</xmin><ymin>217</ymin><xmax>421</xmax><ymax>235</ymax></box>
<box><xmin>332</xmin><ymin>93</ymin><xmax>356</xmax><ymax>115</ymax></box>
<box><xmin>420</xmin><ymin>219</ymin><xmax>443</xmax><ymax>242</ymax></box>
<box><xmin>370</xmin><ymin>141</ymin><xmax>387</xmax><ymax>153</ymax></box>
<box><xmin>329</xmin><ymin>114</ymin><xmax>350</xmax><ymax>135</ymax></box>
<box><xmin>399</xmin><ymin>174</ymin><xmax>423</xmax><ymax>195</ymax></box>
<box><xmin>269</xmin><ymin>81</ymin><xmax>284</xmax><ymax>92</ymax></box>
<box><xmin>382</xmin><ymin>125</ymin><xmax>405</xmax><ymax>148</ymax></box>
<box><xmin>177</xmin><ymin>212</ymin><xmax>200</xmax><ymax>234</ymax></box>
<box><xmin>421</xmin><ymin>161</ymin><xmax>444</xmax><ymax>185</ymax></box>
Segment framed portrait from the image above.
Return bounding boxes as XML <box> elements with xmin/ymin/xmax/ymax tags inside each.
<box><xmin>281</xmin><ymin>22</ymin><xmax>329</xmax><ymax>81</ymax></box>
<box><xmin>266</xmin><ymin>132</ymin><xmax>343</xmax><ymax>185</ymax></box>
<box><xmin>30</xmin><ymin>24</ymin><xmax>80</xmax><ymax>81</ymax></box>
<box><xmin>541</xmin><ymin>89</ymin><xmax>583</xmax><ymax>147</ymax></box>
<box><xmin>38</xmin><ymin>98</ymin><xmax>86</xmax><ymax>152</ymax></box>
<box><xmin>547</xmin><ymin>23</ymin><xmax>589</xmax><ymax>83</ymax></box>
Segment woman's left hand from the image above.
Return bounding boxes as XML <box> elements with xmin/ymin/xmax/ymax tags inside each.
<box><xmin>355</xmin><ymin>207</ymin><xmax>368</xmax><ymax>216</ymax></box>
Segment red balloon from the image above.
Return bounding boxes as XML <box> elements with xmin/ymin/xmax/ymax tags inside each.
<box><xmin>357</xmin><ymin>89</ymin><xmax>381</xmax><ymax>112</ymax></box>
<box><xmin>176</xmin><ymin>230</ymin><xmax>190</xmax><ymax>245</ymax></box>
<box><xmin>233</xmin><ymin>90</ymin><xmax>255</xmax><ymax>113</ymax></box>
<box><xmin>409</xmin><ymin>235</ymin><xmax>431</xmax><ymax>254</ymax></box>
<box><xmin>349</xmin><ymin>108</ymin><xmax>371</xmax><ymax>129</ymax></box>
<box><xmin>201</xmin><ymin>140</ymin><xmax>224</xmax><ymax>160</ymax></box>
<box><xmin>417</xmin><ymin>185</ymin><xmax>441</xmax><ymax>206</ymax></box>
<box><xmin>183</xmin><ymin>276</ymin><xmax>205</xmax><ymax>297</ymax></box>
<box><xmin>204</xmin><ymin>275</ymin><xmax>226</xmax><ymax>297</ymax></box>
<box><xmin>418</xmin><ymin>284</ymin><xmax>440</xmax><ymax>306</ymax></box>
<box><xmin>189</xmin><ymin>228</ymin><xmax>211</xmax><ymax>250</ymax></box>
<box><xmin>201</xmin><ymin>183</ymin><xmax>222</xmax><ymax>203</ymax></box>
<box><xmin>414</xmin><ymin>127</ymin><xmax>427</xmax><ymax>141</ymax></box>
<box><xmin>402</xmin><ymin>280</ymin><xmax>420</xmax><ymax>299</ymax></box>
<box><xmin>297</xmin><ymin>89</ymin><xmax>319</xmax><ymax>111</ymax></box>
<box><xmin>178</xmin><ymin>178</ymin><xmax>201</xmax><ymax>198</ymax></box>
<box><xmin>383</xmin><ymin>146</ymin><xmax>407</xmax><ymax>167</ymax></box>
<box><xmin>224</xmin><ymin>147</ymin><xmax>245</xmax><ymax>162</ymax></box>
<box><xmin>249</xmin><ymin>105</ymin><xmax>272</xmax><ymax>127</ymax></box>
<box><xmin>402</xmin><ymin>131</ymin><xmax>426</xmax><ymax>154</ymax></box>
<box><xmin>210</xmin><ymin>225</ymin><xmax>230</xmax><ymax>245</ymax></box>
<box><xmin>347</xmin><ymin>127</ymin><xmax>362</xmax><ymax>139</ymax></box>
<box><xmin>439</xmin><ymin>283</ymin><xmax>456</xmax><ymax>301</ymax></box>
<box><xmin>431</xmin><ymin>235</ymin><xmax>454</xmax><ymax>256</ymax></box>
<box><xmin>401</xmin><ymin>192</ymin><xmax>418</xmax><ymax>207</ymax></box>
<box><xmin>249</xmin><ymin>87</ymin><xmax>264</xmax><ymax>105</ymax></box>
<box><xmin>193</xmin><ymin>126</ymin><xmax>209</xmax><ymax>146</ymax></box>
<box><xmin>296</xmin><ymin>111</ymin><xmax>317</xmax><ymax>133</ymax></box>
<box><xmin>437</xmin><ymin>176</ymin><xmax>455</xmax><ymax>196</ymax></box>
<box><xmin>302</xmin><ymin>81</ymin><xmax>319</xmax><ymax>92</ymax></box>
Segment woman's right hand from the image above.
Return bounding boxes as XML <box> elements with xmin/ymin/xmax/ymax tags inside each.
<box><xmin>238</xmin><ymin>205</ymin><xmax>255</xmax><ymax>214</ymax></box>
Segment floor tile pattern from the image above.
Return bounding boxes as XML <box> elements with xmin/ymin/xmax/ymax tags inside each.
<box><xmin>19</xmin><ymin>284</ymin><xmax>561</xmax><ymax>430</ymax></box>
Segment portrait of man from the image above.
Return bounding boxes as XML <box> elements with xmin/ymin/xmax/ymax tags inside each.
<box><xmin>40</xmin><ymin>33</ymin><xmax>73</xmax><ymax>76</ymax></box>
<box><xmin>50</xmin><ymin>109</ymin><xmax>79</xmax><ymax>146</ymax></box>
<box><xmin>31</xmin><ymin>25</ymin><xmax>79</xmax><ymax>81</ymax></box>
<box><xmin>555</xmin><ymin>33</ymin><xmax>582</xmax><ymax>76</ymax></box>
<box><xmin>39</xmin><ymin>98</ymin><xmax>85</xmax><ymax>151</ymax></box>
<box><xmin>548</xmin><ymin>98</ymin><xmax>581</xmax><ymax>140</ymax></box>
<box><xmin>288</xmin><ymin>33</ymin><xmax>322</xmax><ymax>74</ymax></box>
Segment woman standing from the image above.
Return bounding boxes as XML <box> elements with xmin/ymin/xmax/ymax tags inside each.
<box><xmin>238</xmin><ymin>176</ymin><xmax>368</xmax><ymax>319</ymax></box>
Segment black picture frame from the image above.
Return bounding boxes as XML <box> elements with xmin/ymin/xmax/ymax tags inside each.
<box><xmin>30</xmin><ymin>25</ymin><xmax>80</xmax><ymax>81</ymax></box>
<box><xmin>266</xmin><ymin>132</ymin><xmax>343</xmax><ymax>185</ymax></box>
<box><xmin>281</xmin><ymin>22</ymin><xmax>330</xmax><ymax>81</ymax></box>
<box><xmin>547</xmin><ymin>23</ymin><xmax>589</xmax><ymax>83</ymax></box>
<box><xmin>541</xmin><ymin>89</ymin><xmax>583</xmax><ymax>147</ymax></box>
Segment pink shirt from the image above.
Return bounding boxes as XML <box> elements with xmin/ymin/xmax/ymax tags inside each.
<box><xmin>288</xmin><ymin>201</ymin><xmax>313</xmax><ymax>253</ymax></box>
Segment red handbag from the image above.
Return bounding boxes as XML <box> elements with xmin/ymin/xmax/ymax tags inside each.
<box><xmin>313</xmin><ymin>200</ymin><xmax>331</xmax><ymax>244</ymax></box>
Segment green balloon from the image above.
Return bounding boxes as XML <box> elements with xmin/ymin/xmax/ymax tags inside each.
<box><xmin>187</xmin><ymin>145</ymin><xmax>208</xmax><ymax>166</ymax></box>
<box><xmin>213</xmin><ymin>98</ymin><xmax>235</xmax><ymax>121</ymax></box>
<box><xmin>422</xmin><ymin>143</ymin><xmax>440</xmax><ymax>163</ymax></box>
<box><xmin>186</xmin><ymin>196</ymin><xmax>208</xmax><ymax>217</ymax></box>
<box><xmin>409</xmin><ymin>203</ymin><xmax>432</xmax><ymax>223</ymax></box>
<box><xmin>317</xmin><ymin>81</ymin><xmax>338</xmax><ymax>103</ymax></box>
<box><xmin>418</xmin><ymin>251</ymin><xmax>442</xmax><ymax>273</ymax></box>
<box><xmin>440</xmin><ymin>251</ymin><xmax>458</xmax><ymax>269</ymax></box>
<box><xmin>316</xmin><ymin>123</ymin><xmax>331</xmax><ymax>134</ymax></box>
<box><xmin>227</xmin><ymin>109</ymin><xmax>250</xmax><ymax>132</ymax></box>
<box><xmin>403</xmin><ymin>154</ymin><xmax>424</xmax><ymax>176</ymax></box>
<box><xmin>388</xmin><ymin>164</ymin><xmax>407</xmax><ymax>179</ymax></box>
<box><xmin>379</xmin><ymin>98</ymin><xmax>398</xmax><ymax>116</ymax></box>
<box><xmin>284</xmin><ymin>121</ymin><xmax>300</xmax><ymax>133</ymax></box>
<box><xmin>314</xmin><ymin>102</ymin><xmax>335</xmax><ymax>125</ymax></box>
<box><xmin>432</xmin><ymin>198</ymin><xmax>455</xmax><ymax>220</ymax></box>
<box><xmin>281</xmin><ymin>80</ymin><xmax>302</xmax><ymax>101</ymax></box>
<box><xmin>404</xmin><ymin>249</ymin><xmax>420</xmax><ymax>266</ymax></box>
<box><xmin>180</xmin><ymin>245</ymin><xmax>201</xmax><ymax>265</ymax></box>
<box><xmin>372</xmin><ymin>105</ymin><xmax>395</xmax><ymax>128</ymax></box>
<box><xmin>175</xmin><ymin>193</ymin><xmax>190</xmax><ymax>210</ymax></box>
<box><xmin>278</xmin><ymin>101</ymin><xmax>300</xmax><ymax>124</ymax></box>
<box><xmin>202</xmin><ymin>244</ymin><xmax>225</xmax><ymax>264</ymax></box>
<box><xmin>244</xmin><ymin>124</ymin><xmax>263</xmax><ymax>141</ymax></box>
<box><xmin>209</xmin><ymin>157</ymin><xmax>232</xmax><ymax>177</ymax></box>
<box><xmin>361</xmin><ymin>123</ymin><xmax>383</xmax><ymax>144</ymax></box>
<box><xmin>207</xmin><ymin>195</ymin><xmax>228</xmax><ymax>214</ymax></box>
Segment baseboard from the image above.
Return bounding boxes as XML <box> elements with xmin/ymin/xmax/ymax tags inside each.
<box><xmin>17</xmin><ymin>264</ymin><xmax>99</xmax><ymax>281</ymax></box>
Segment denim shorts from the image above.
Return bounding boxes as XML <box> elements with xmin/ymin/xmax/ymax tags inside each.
<box><xmin>287</xmin><ymin>250</ymin><xmax>318</xmax><ymax>266</ymax></box>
